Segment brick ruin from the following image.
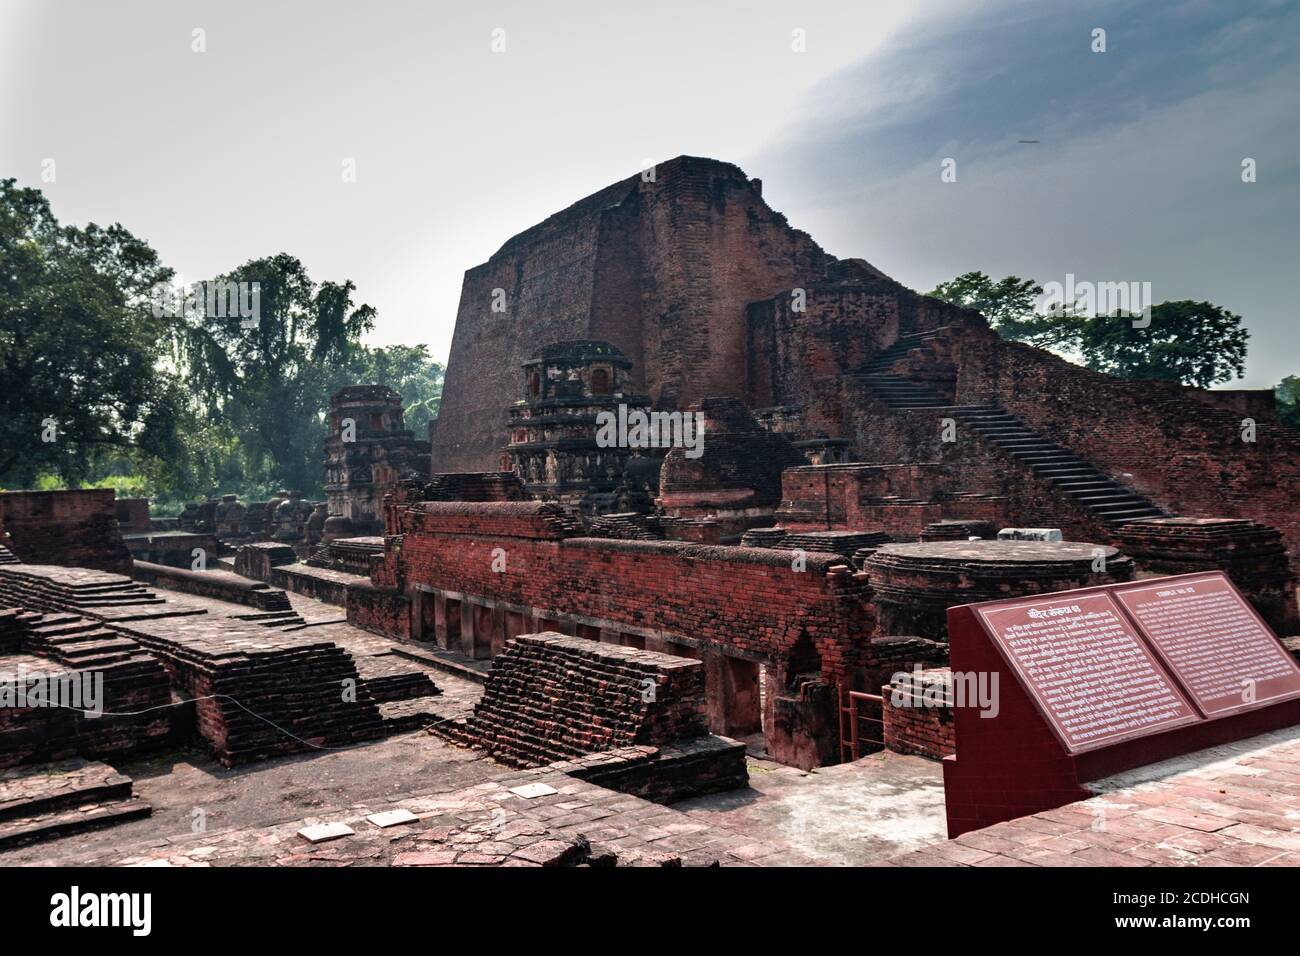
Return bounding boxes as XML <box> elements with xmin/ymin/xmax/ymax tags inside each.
<box><xmin>247</xmin><ymin>156</ymin><xmax>1296</xmax><ymax>774</ymax></box>
<box><xmin>324</xmin><ymin>384</ymin><xmax>432</xmax><ymax>535</ymax></box>
<box><xmin>0</xmin><ymin>490</ymin><xmax>132</xmax><ymax>574</ymax></box>
<box><xmin>435</xmin><ymin>632</ymin><xmax>747</xmax><ymax>801</ymax></box>
<box><xmin>1</xmin><ymin>156</ymin><xmax>1297</xmax><ymax>862</ymax></box>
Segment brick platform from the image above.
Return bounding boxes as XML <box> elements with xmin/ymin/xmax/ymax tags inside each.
<box><xmin>104</xmin><ymin>763</ymin><xmax>798</xmax><ymax>867</ymax></box>
<box><xmin>0</xmin><ymin>608</ymin><xmax>173</xmax><ymax>766</ymax></box>
<box><xmin>885</xmin><ymin>727</ymin><xmax>1300</xmax><ymax>867</ymax></box>
<box><xmin>0</xmin><ymin>565</ymin><xmax>443</xmax><ymax>767</ymax></box>
<box><xmin>0</xmin><ymin>759</ymin><xmax>150</xmax><ymax>848</ymax></box>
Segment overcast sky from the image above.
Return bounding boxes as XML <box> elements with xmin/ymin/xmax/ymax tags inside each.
<box><xmin>2</xmin><ymin>0</ymin><xmax>1296</xmax><ymax>387</ymax></box>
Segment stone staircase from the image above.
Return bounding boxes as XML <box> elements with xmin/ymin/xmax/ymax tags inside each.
<box><xmin>0</xmin><ymin>760</ymin><xmax>151</xmax><ymax>848</ymax></box>
<box><xmin>861</xmin><ymin>332</ymin><xmax>1171</xmax><ymax>527</ymax></box>
<box><xmin>860</xmin><ymin>330</ymin><xmax>950</xmax><ymax>408</ymax></box>
<box><xmin>950</xmin><ymin>406</ymin><xmax>1169</xmax><ymax>526</ymax></box>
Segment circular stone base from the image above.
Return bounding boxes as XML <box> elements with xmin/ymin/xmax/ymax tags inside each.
<box><xmin>865</xmin><ymin>540</ymin><xmax>1134</xmax><ymax>642</ymax></box>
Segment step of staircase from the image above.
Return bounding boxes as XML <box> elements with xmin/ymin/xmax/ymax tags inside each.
<box><xmin>0</xmin><ymin>760</ymin><xmax>151</xmax><ymax>848</ymax></box>
<box><xmin>0</xmin><ymin>799</ymin><xmax>152</xmax><ymax>848</ymax></box>
<box><xmin>859</xmin><ymin>357</ymin><xmax>1173</xmax><ymax>527</ymax></box>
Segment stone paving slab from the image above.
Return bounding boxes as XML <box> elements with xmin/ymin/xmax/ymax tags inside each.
<box><xmin>884</xmin><ymin>727</ymin><xmax>1300</xmax><ymax>867</ymax></box>
<box><xmin>104</xmin><ymin>763</ymin><xmax>806</xmax><ymax>867</ymax></box>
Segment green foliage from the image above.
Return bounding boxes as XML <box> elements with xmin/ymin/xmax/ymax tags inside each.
<box><xmin>0</xmin><ymin>181</ymin><xmax>445</xmax><ymax>509</ymax></box>
<box><xmin>1067</xmin><ymin>301</ymin><xmax>1248</xmax><ymax>388</ymax></box>
<box><xmin>176</xmin><ymin>254</ymin><xmax>377</xmax><ymax>496</ymax></box>
<box><xmin>1277</xmin><ymin>375</ymin><xmax>1300</xmax><ymax>428</ymax></box>
<box><xmin>354</xmin><ymin>343</ymin><xmax>444</xmax><ymax>438</ymax></box>
<box><xmin>175</xmin><ymin>255</ymin><xmax>445</xmax><ymax>500</ymax></box>
<box><xmin>0</xmin><ymin>178</ymin><xmax>188</xmax><ymax>489</ymax></box>
<box><xmin>929</xmin><ymin>270</ymin><xmax>1249</xmax><ymax>388</ymax></box>
<box><xmin>927</xmin><ymin>271</ymin><xmax>1065</xmax><ymax>346</ymax></box>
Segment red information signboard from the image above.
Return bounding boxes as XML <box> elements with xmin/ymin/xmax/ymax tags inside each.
<box><xmin>1115</xmin><ymin>573</ymin><xmax>1300</xmax><ymax>717</ymax></box>
<box><xmin>976</xmin><ymin>591</ymin><xmax>1198</xmax><ymax>753</ymax></box>
<box><xmin>944</xmin><ymin>570</ymin><xmax>1300</xmax><ymax>837</ymax></box>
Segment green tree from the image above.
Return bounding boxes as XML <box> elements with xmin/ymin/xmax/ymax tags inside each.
<box><xmin>1276</xmin><ymin>375</ymin><xmax>1300</xmax><ymax>428</ymax></box>
<box><xmin>930</xmin><ymin>270</ymin><xmax>1248</xmax><ymax>389</ymax></box>
<box><xmin>927</xmin><ymin>271</ymin><xmax>1072</xmax><ymax>345</ymax></box>
<box><xmin>177</xmin><ymin>254</ymin><xmax>377</xmax><ymax>496</ymax></box>
<box><xmin>1069</xmin><ymin>300</ymin><xmax>1248</xmax><ymax>388</ymax></box>
<box><xmin>351</xmin><ymin>344</ymin><xmax>445</xmax><ymax>437</ymax></box>
<box><xmin>0</xmin><ymin>178</ymin><xmax>188</xmax><ymax>488</ymax></box>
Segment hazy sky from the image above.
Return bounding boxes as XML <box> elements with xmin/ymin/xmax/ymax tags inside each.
<box><xmin>3</xmin><ymin>0</ymin><xmax>1296</xmax><ymax>387</ymax></box>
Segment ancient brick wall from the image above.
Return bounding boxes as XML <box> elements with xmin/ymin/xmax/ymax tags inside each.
<box><xmin>432</xmin><ymin>156</ymin><xmax>838</xmax><ymax>471</ymax></box>
<box><xmin>114</xmin><ymin>498</ymin><xmax>151</xmax><ymax>534</ymax></box>
<box><xmin>882</xmin><ymin>667</ymin><xmax>957</xmax><ymax>760</ymax></box>
<box><xmin>952</xmin><ymin>333</ymin><xmax>1300</xmax><ymax>571</ymax></box>
<box><xmin>746</xmin><ymin>282</ymin><xmax>980</xmax><ymax>430</ymax></box>
<box><xmin>0</xmin><ymin>490</ymin><xmax>132</xmax><ymax>574</ymax></box>
<box><xmin>390</xmin><ymin>501</ymin><xmax>873</xmax><ymax>684</ymax></box>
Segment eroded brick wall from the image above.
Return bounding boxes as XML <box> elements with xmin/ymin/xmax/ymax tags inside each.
<box><xmin>882</xmin><ymin>667</ymin><xmax>956</xmax><ymax>760</ymax></box>
<box><xmin>746</xmin><ymin>282</ymin><xmax>980</xmax><ymax>427</ymax></box>
<box><xmin>0</xmin><ymin>490</ymin><xmax>132</xmax><ymax>574</ymax></box>
<box><xmin>389</xmin><ymin>502</ymin><xmax>872</xmax><ymax>684</ymax></box>
<box><xmin>952</xmin><ymin>332</ymin><xmax>1300</xmax><ymax>571</ymax></box>
<box><xmin>432</xmin><ymin>156</ymin><xmax>838</xmax><ymax>471</ymax></box>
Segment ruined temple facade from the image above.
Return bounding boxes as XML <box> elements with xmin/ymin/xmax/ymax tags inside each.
<box><xmin>502</xmin><ymin>341</ymin><xmax>659</xmax><ymax>514</ymax></box>
<box><xmin>324</xmin><ymin>385</ymin><xmax>432</xmax><ymax>535</ymax></box>
<box><xmin>432</xmin><ymin>155</ymin><xmax>1300</xmax><ymax>570</ymax></box>
<box><xmin>431</xmin><ymin>156</ymin><xmax>857</xmax><ymax>470</ymax></box>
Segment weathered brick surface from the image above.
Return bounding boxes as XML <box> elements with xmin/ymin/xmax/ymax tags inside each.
<box><xmin>0</xmin><ymin>607</ymin><xmax>173</xmax><ymax>767</ymax></box>
<box><xmin>886</xmin><ymin>730</ymin><xmax>1300</xmax><ymax>867</ymax></box>
<box><xmin>0</xmin><ymin>564</ymin><xmax>386</xmax><ymax>767</ymax></box>
<box><xmin>458</xmin><ymin>632</ymin><xmax>707</xmax><ymax>767</ymax></box>
<box><xmin>324</xmin><ymin>385</ymin><xmax>431</xmax><ymax>532</ymax></box>
<box><xmin>882</xmin><ymin>667</ymin><xmax>957</xmax><ymax>760</ymax></box>
<box><xmin>951</xmin><ymin>330</ymin><xmax>1300</xmax><ymax>573</ymax></box>
<box><xmin>865</xmin><ymin>540</ymin><xmax>1134</xmax><ymax>642</ymax></box>
<box><xmin>388</xmin><ymin>502</ymin><xmax>874</xmax><ymax>683</ymax></box>
<box><xmin>432</xmin><ymin>156</ymin><xmax>839</xmax><ymax>471</ymax></box>
<box><xmin>0</xmin><ymin>490</ymin><xmax>131</xmax><ymax>574</ymax></box>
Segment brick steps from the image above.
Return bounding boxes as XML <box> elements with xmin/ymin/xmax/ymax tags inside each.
<box><xmin>0</xmin><ymin>608</ymin><xmax>175</xmax><ymax>767</ymax></box>
<box><xmin>856</xmin><ymin>359</ymin><xmax>1172</xmax><ymax>527</ymax></box>
<box><xmin>0</xmin><ymin>759</ymin><xmax>151</xmax><ymax>848</ymax></box>
<box><xmin>0</xmin><ymin>797</ymin><xmax>151</xmax><ymax>848</ymax></box>
<box><xmin>951</xmin><ymin>407</ymin><xmax>1170</xmax><ymax>526</ymax></box>
<box><xmin>460</xmin><ymin>634</ymin><xmax>707</xmax><ymax>769</ymax></box>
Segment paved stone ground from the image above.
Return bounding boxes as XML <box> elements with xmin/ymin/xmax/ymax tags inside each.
<box><xmin>0</xmin><ymin>729</ymin><xmax>500</xmax><ymax>865</ymax></box>
<box><xmin>674</xmin><ymin>750</ymin><xmax>948</xmax><ymax>866</ymax></box>
<box><xmin>0</xmin><ymin>758</ymin><xmax>130</xmax><ymax>812</ymax></box>
<box><xmin>884</xmin><ymin>726</ymin><xmax>1300</xmax><ymax>867</ymax></box>
<box><xmin>2</xmin><ymin>752</ymin><xmax>810</xmax><ymax>866</ymax></box>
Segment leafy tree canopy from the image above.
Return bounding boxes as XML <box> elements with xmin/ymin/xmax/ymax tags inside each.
<box><xmin>928</xmin><ymin>270</ymin><xmax>1249</xmax><ymax>388</ymax></box>
<box><xmin>0</xmin><ymin>177</ymin><xmax>187</xmax><ymax>488</ymax></box>
<box><xmin>1276</xmin><ymin>375</ymin><xmax>1300</xmax><ymax>429</ymax></box>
